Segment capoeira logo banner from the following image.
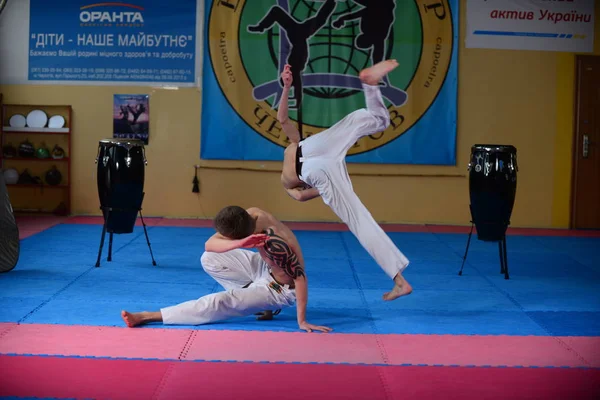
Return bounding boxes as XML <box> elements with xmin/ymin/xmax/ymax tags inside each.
<box><xmin>200</xmin><ymin>0</ymin><xmax>458</xmax><ymax>165</ymax></box>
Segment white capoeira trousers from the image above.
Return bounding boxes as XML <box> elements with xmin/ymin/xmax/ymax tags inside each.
<box><xmin>160</xmin><ymin>250</ymin><xmax>296</xmax><ymax>325</ymax></box>
<box><xmin>298</xmin><ymin>83</ymin><xmax>410</xmax><ymax>280</ymax></box>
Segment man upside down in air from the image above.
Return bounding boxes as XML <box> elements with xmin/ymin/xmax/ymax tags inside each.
<box><xmin>277</xmin><ymin>60</ymin><xmax>413</xmax><ymax>301</ymax></box>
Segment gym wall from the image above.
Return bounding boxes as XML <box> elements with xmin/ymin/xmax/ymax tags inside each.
<box><xmin>0</xmin><ymin>1</ymin><xmax>598</xmax><ymax>228</ymax></box>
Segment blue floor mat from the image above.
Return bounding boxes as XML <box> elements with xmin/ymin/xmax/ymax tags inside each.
<box><xmin>0</xmin><ymin>297</ymin><xmax>49</xmax><ymax>323</ymax></box>
<box><xmin>1</xmin><ymin>224</ymin><xmax>599</xmax><ymax>337</ymax></box>
<box><xmin>526</xmin><ymin>311</ymin><xmax>600</xmax><ymax>336</ymax></box>
<box><xmin>371</xmin><ymin>310</ymin><xmax>549</xmax><ymax>336</ymax></box>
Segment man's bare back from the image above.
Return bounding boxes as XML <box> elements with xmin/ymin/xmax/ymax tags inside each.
<box><xmin>247</xmin><ymin>207</ymin><xmax>305</xmax><ymax>287</ymax></box>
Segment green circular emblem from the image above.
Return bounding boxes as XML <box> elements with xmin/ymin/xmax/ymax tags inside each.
<box><xmin>209</xmin><ymin>0</ymin><xmax>453</xmax><ymax>155</ymax></box>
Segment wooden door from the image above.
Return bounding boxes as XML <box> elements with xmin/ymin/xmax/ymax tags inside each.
<box><xmin>572</xmin><ymin>55</ymin><xmax>600</xmax><ymax>229</ymax></box>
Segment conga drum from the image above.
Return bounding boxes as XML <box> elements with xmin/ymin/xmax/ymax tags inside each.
<box><xmin>0</xmin><ymin>170</ymin><xmax>20</xmax><ymax>273</ymax></box>
<box><xmin>468</xmin><ymin>144</ymin><xmax>518</xmax><ymax>242</ymax></box>
<box><xmin>96</xmin><ymin>139</ymin><xmax>147</xmax><ymax>234</ymax></box>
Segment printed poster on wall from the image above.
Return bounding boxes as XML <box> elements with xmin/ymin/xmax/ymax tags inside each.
<box><xmin>113</xmin><ymin>94</ymin><xmax>150</xmax><ymax>144</ymax></box>
<box><xmin>200</xmin><ymin>0</ymin><xmax>459</xmax><ymax>165</ymax></box>
<box><xmin>465</xmin><ymin>0</ymin><xmax>595</xmax><ymax>52</ymax></box>
<box><xmin>28</xmin><ymin>0</ymin><xmax>197</xmax><ymax>84</ymax></box>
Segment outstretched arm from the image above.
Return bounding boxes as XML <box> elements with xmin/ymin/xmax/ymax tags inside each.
<box><xmin>277</xmin><ymin>65</ymin><xmax>301</xmax><ymax>143</ymax></box>
<box><xmin>205</xmin><ymin>232</ymin><xmax>268</xmax><ymax>253</ymax></box>
<box><xmin>262</xmin><ymin>229</ymin><xmax>332</xmax><ymax>333</ymax></box>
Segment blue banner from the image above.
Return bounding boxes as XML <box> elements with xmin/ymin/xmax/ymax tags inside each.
<box><xmin>28</xmin><ymin>0</ymin><xmax>197</xmax><ymax>83</ymax></box>
<box><xmin>200</xmin><ymin>0</ymin><xmax>459</xmax><ymax>165</ymax></box>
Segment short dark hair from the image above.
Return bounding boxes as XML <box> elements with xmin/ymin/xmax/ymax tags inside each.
<box><xmin>214</xmin><ymin>205</ymin><xmax>256</xmax><ymax>239</ymax></box>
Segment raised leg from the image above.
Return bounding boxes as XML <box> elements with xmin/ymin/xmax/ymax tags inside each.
<box><xmin>139</xmin><ymin>209</ymin><xmax>157</xmax><ymax>266</ymax></box>
<box><xmin>337</xmin><ymin>82</ymin><xmax>390</xmax><ymax>155</ymax></box>
<box><xmin>332</xmin><ymin>60</ymin><xmax>399</xmax><ymax>148</ymax></box>
<box><xmin>296</xmin><ymin>61</ymin><xmax>397</xmax><ymax>161</ymax></box>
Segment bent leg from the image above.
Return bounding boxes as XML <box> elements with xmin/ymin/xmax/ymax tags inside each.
<box><xmin>298</xmin><ymin>83</ymin><xmax>390</xmax><ymax>162</ymax></box>
<box><xmin>160</xmin><ymin>284</ymin><xmax>292</xmax><ymax>326</ymax></box>
<box><xmin>362</xmin><ymin>81</ymin><xmax>390</xmax><ymax>127</ymax></box>
<box><xmin>201</xmin><ymin>249</ymin><xmax>266</xmax><ymax>290</ymax></box>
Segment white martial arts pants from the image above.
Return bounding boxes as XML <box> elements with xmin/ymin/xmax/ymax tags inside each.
<box><xmin>160</xmin><ymin>250</ymin><xmax>296</xmax><ymax>325</ymax></box>
<box><xmin>297</xmin><ymin>83</ymin><xmax>410</xmax><ymax>280</ymax></box>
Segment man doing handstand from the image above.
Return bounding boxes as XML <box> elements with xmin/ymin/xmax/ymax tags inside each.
<box><xmin>121</xmin><ymin>205</ymin><xmax>332</xmax><ymax>333</ymax></box>
<box><xmin>277</xmin><ymin>60</ymin><xmax>413</xmax><ymax>301</ymax></box>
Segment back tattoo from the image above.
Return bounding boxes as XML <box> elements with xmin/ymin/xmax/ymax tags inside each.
<box><xmin>262</xmin><ymin>228</ymin><xmax>306</xmax><ymax>280</ymax></box>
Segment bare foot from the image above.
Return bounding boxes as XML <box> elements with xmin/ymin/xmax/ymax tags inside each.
<box><xmin>359</xmin><ymin>59</ymin><xmax>399</xmax><ymax>86</ymax></box>
<box><xmin>382</xmin><ymin>279</ymin><xmax>413</xmax><ymax>301</ymax></box>
<box><xmin>122</xmin><ymin>310</ymin><xmax>143</xmax><ymax>327</ymax></box>
<box><xmin>121</xmin><ymin>310</ymin><xmax>162</xmax><ymax>327</ymax></box>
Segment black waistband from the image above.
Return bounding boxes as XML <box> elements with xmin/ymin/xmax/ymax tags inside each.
<box><xmin>270</xmin><ymin>272</ymin><xmax>294</xmax><ymax>289</ymax></box>
<box><xmin>295</xmin><ymin>144</ymin><xmax>303</xmax><ymax>179</ymax></box>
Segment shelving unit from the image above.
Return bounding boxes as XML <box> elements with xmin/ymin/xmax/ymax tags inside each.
<box><xmin>0</xmin><ymin>103</ymin><xmax>72</xmax><ymax>215</ymax></box>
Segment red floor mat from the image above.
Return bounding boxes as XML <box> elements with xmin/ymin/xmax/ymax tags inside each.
<box><xmin>1</xmin><ymin>355</ymin><xmax>598</xmax><ymax>400</ymax></box>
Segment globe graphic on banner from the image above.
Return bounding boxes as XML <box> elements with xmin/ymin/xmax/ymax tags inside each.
<box><xmin>239</xmin><ymin>0</ymin><xmax>419</xmax><ymax>129</ymax></box>
<box><xmin>264</xmin><ymin>0</ymin><xmax>374</xmax><ymax>100</ymax></box>
<box><xmin>208</xmin><ymin>0</ymin><xmax>454</xmax><ymax>156</ymax></box>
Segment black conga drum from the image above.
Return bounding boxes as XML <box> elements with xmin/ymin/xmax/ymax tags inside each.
<box><xmin>468</xmin><ymin>144</ymin><xmax>518</xmax><ymax>242</ymax></box>
<box><xmin>0</xmin><ymin>170</ymin><xmax>20</xmax><ymax>273</ymax></box>
<box><xmin>96</xmin><ymin>139</ymin><xmax>146</xmax><ymax>234</ymax></box>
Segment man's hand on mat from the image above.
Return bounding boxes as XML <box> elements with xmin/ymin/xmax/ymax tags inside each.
<box><xmin>299</xmin><ymin>321</ymin><xmax>333</xmax><ymax>333</ymax></box>
<box><xmin>238</xmin><ymin>233</ymin><xmax>269</xmax><ymax>249</ymax></box>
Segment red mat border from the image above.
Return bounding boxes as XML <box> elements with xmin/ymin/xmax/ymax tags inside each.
<box><xmin>1</xmin><ymin>354</ymin><xmax>599</xmax><ymax>400</ymax></box>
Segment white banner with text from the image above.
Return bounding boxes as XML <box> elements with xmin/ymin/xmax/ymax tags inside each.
<box><xmin>466</xmin><ymin>0</ymin><xmax>595</xmax><ymax>52</ymax></box>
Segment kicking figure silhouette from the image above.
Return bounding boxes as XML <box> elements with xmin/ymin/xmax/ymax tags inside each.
<box><xmin>332</xmin><ymin>0</ymin><xmax>396</xmax><ymax>68</ymax></box>
<box><xmin>248</xmin><ymin>0</ymin><xmax>337</xmax><ymax>138</ymax></box>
